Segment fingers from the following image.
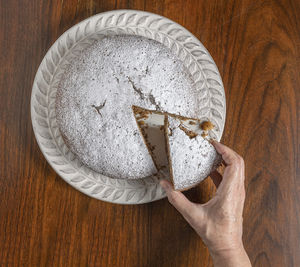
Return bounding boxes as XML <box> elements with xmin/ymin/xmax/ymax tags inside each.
<box><xmin>212</xmin><ymin>141</ymin><xmax>245</xmax><ymax>181</ymax></box>
<box><xmin>211</xmin><ymin>141</ymin><xmax>245</xmax><ymax>199</ymax></box>
<box><xmin>212</xmin><ymin>141</ymin><xmax>242</xmax><ymax>167</ymax></box>
<box><xmin>209</xmin><ymin>170</ymin><xmax>222</xmax><ymax>187</ymax></box>
<box><xmin>160</xmin><ymin>180</ymin><xmax>197</xmax><ymax>220</ymax></box>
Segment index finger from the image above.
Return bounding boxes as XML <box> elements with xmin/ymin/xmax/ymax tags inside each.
<box><xmin>212</xmin><ymin>141</ymin><xmax>241</xmax><ymax>166</ymax></box>
<box><xmin>211</xmin><ymin>141</ymin><xmax>245</xmax><ymax>194</ymax></box>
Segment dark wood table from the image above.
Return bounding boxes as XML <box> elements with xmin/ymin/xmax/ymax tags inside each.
<box><xmin>1</xmin><ymin>0</ymin><xmax>299</xmax><ymax>266</ymax></box>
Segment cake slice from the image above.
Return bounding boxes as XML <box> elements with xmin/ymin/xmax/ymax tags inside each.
<box><xmin>132</xmin><ymin>105</ymin><xmax>168</xmax><ymax>173</ymax></box>
<box><xmin>164</xmin><ymin>115</ymin><xmax>222</xmax><ymax>191</ymax></box>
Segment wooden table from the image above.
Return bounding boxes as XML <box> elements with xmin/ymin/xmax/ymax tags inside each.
<box><xmin>1</xmin><ymin>0</ymin><xmax>299</xmax><ymax>266</ymax></box>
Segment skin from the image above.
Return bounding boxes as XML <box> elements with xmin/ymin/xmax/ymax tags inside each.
<box><xmin>160</xmin><ymin>141</ymin><xmax>251</xmax><ymax>267</ymax></box>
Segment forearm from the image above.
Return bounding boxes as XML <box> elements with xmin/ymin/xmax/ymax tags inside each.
<box><xmin>210</xmin><ymin>246</ymin><xmax>251</xmax><ymax>267</ymax></box>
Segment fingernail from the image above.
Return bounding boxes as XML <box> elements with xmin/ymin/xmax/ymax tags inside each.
<box><xmin>211</xmin><ymin>140</ymin><xmax>220</xmax><ymax>148</ymax></box>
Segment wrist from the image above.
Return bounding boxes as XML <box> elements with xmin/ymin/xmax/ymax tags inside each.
<box><xmin>209</xmin><ymin>242</ymin><xmax>251</xmax><ymax>267</ymax></box>
<box><xmin>205</xmin><ymin>235</ymin><xmax>243</xmax><ymax>256</ymax></box>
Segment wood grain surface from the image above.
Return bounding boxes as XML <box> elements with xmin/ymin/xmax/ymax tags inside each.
<box><xmin>0</xmin><ymin>0</ymin><xmax>299</xmax><ymax>266</ymax></box>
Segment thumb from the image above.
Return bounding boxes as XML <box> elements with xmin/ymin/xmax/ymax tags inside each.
<box><xmin>160</xmin><ymin>180</ymin><xmax>197</xmax><ymax>221</ymax></box>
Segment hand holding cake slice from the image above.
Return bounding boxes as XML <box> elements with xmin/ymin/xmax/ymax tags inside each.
<box><xmin>132</xmin><ymin>105</ymin><xmax>222</xmax><ymax>191</ymax></box>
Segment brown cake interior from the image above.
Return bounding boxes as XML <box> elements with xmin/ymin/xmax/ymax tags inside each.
<box><xmin>132</xmin><ymin>106</ymin><xmax>168</xmax><ymax>172</ymax></box>
<box><xmin>163</xmin><ymin>115</ymin><xmax>175</xmax><ymax>187</ymax></box>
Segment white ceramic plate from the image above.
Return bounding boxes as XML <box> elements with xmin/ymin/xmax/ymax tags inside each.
<box><xmin>31</xmin><ymin>10</ymin><xmax>226</xmax><ymax>204</ymax></box>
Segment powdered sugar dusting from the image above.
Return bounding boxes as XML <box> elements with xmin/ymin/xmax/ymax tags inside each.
<box><xmin>166</xmin><ymin>115</ymin><xmax>221</xmax><ymax>190</ymax></box>
<box><xmin>56</xmin><ymin>35</ymin><xmax>199</xmax><ymax>179</ymax></box>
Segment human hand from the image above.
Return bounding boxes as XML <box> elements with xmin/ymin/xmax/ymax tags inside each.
<box><xmin>160</xmin><ymin>141</ymin><xmax>251</xmax><ymax>267</ymax></box>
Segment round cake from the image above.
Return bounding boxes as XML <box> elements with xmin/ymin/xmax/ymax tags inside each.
<box><xmin>55</xmin><ymin>35</ymin><xmax>201</xmax><ymax>179</ymax></box>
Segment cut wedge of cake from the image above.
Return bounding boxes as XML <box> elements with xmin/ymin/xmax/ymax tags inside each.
<box><xmin>132</xmin><ymin>105</ymin><xmax>221</xmax><ymax>190</ymax></box>
<box><xmin>164</xmin><ymin>115</ymin><xmax>222</xmax><ymax>191</ymax></box>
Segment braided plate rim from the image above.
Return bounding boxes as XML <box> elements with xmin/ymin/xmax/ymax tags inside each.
<box><xmin>30</xmin><ymin>10</ymin><xmax>226</xmax><ymax>204</ymax></box>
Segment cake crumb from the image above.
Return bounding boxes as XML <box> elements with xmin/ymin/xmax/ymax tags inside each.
<box><xmin>201</xmin><ymin>121</ymin><xmax>214</xmax><ymax>131</ymax></box>
<box><xmin>201</xmin><ymin>132</ymin><xmax>208</xmax><ymax>138</ymax></box>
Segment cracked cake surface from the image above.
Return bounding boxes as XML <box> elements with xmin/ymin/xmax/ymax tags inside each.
<box><xmin>55</xmin><ymin>35</ymin><xmax>200</xmax><ymax>179</ymax></box>
<box><xmin>165</xmin><ymin>115</ymin><xmax>221</xmax><ymax>190</ymax></box>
